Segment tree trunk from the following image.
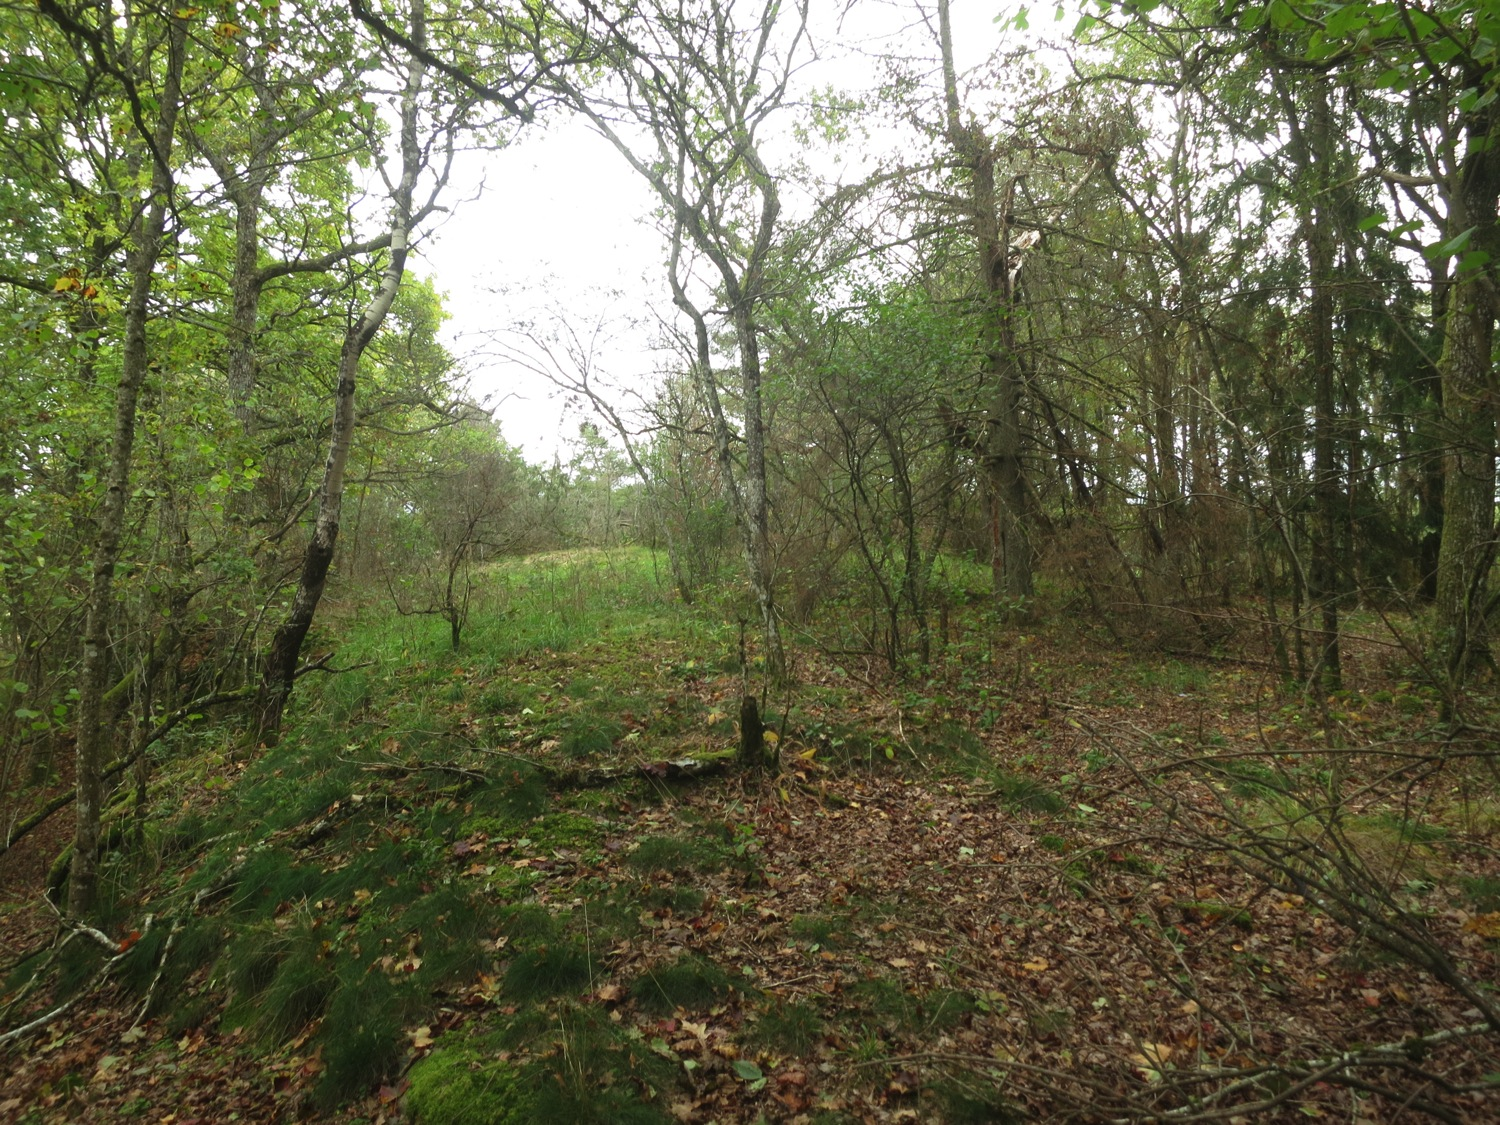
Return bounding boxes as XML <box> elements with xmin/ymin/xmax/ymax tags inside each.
<box><xmin>1434</xmin><ymin>104</ymin><xmax>1500</xmax><ymax>685</ymax></box>
<box><xmin>1303</xmin><ymin>77</ymin><xmax>1342</xmax><ymax>690</ymax></box>
<box><xmin>938</xmin><ymin>0</ymin><xmax>1032</xmax><ymax>608</ymax></box>
<box><xmin>255</xmin><ymin>9</ymin><xmax>427</xmax><ymax>743</ymax></box>
<box><xmin>68</xmin><ymin>14</ymin><xmax>185</xmax><ymax>917</ymax></box>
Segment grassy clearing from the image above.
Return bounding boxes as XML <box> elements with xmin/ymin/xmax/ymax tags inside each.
<box><xmin>3</xmin><ymin>547</ymin><xmax>1498</xmax><ymax>1123</ymax></box>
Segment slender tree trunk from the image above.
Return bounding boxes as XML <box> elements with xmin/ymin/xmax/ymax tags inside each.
<box><xmin>255</xmin><ymin>9</ymin><xmax>427</xmax><ymax>743</ymax></box>
<box><xmin>69</xmin><ymin>15</ymin><xmax>185</xmax><ymax>917</ymax></box>
<box><xmin>1304</xmin><ymin>79</ymin><xmax>1342</xmax><ymax>690</ymax></box>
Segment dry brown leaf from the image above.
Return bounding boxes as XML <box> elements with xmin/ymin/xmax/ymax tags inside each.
<box><xmin>1462</xmin><ymin>912</ymin><xmax>1500</xmax><ymax>938</ymax></box>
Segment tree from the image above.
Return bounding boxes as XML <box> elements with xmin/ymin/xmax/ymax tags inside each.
<box><xmin>548</xmin><ymin>0</ymin><xmax>813</xmax><ymax>685</ymax></box>
<box><xmin>29</xmin><ymin>0</ymin><xmax>189</xmax><ymax>916</ymax></box>
<box><xmin>937</xmin><ymin>0</ymin><xmax>1037</xmax><ymax>607</ymax></box>
<box><xmin>255</xmin><ymin>0</ymin><xmax>454</xmax><ymax>741</ymax></box>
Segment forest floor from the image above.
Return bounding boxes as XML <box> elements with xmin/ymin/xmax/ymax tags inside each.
<box><xmin>2</xmin><ymin>548</ymin><xmax>1498</xmax><ymax>1123</ymax></box>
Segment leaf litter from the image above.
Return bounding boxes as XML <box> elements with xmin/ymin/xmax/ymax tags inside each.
<box><xmin>2</xmin><ymin>603</ymin><xmax>1498</xmax><ymax>1123</ymax></box>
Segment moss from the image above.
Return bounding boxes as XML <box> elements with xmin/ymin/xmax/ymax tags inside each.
<box><xmin>625</xmin><ymin>835</ymin><xmax>726</xmax><ymax>874</ymax></box>
<box><xmin>406</xmin><ymin>1047</ymin><xmax>533</xmax><ymax>1125</ymax></box>
<box><xmin>525</xmin><ymin>811</ymin><xmax>603</xmax><ymax>854</ymax></box>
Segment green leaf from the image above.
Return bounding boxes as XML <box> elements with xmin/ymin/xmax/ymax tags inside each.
<box><xmin>1457</xmin><ymin>249</ymin><xmax>1492</xmax><ymax>277</ymax></box>
<box><xmin>1426</xmin><ymin>227</ymin><xmax>1475</xmax><ymax>260</ymax></box>
<box><xmin>732</xmin><ymin>1060</ymin><xmax>764</xmax><ymax>1082</ymax></box>
<box><xmin>1356</xmin><ymin>212</ymin><xmax>1387</xmax><ymax>232</ymax></box>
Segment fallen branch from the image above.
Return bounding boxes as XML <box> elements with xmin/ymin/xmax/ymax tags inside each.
<box><xmin>544</xmin><ymin>755</ymin><xmax>731</xmax><ymax>789</ymax></box>
<box><xmin>0</xmin><ymin>914</ymin><xmax>157</xmax><ymax>1048</ymax></box>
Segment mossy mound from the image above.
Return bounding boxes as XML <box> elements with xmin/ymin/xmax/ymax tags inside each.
<box><xmin>405</xmin><ymin>1047</ymin><xmax>533</xmax><ymax>1125</ymax></box>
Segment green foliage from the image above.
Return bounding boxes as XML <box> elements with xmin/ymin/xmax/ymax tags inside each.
<box><xmin>504</xmin><ymin>942</ymin><xmax>597</xmax><ymax>1001</ymax></box>
<box><xmin>1460</xmin><ymin>876</ymin><xmax>1500</xmax><ymax>912</ymax></box>
<box><xmin>847</xmin><ymin>974</ymin><xmax>920</xmax><ymax>1032</ymax></box>
<box><xmin>468</xmin><ymin>768</ymin><xmax>551</xmax><ymax>823</ymax></box>
<box><xmin>637</xmin><ymin>882</ymin><xmax>707</xmax><ymax>914</ymax></box>
<box><xmin>934</xmin><ymin>1077</ymin><xmax>1025</xmax><ymax>1125</ymax></box>
<box><xmin>789</xmin><ymin>912</ymin><xmax>844</xmax><ymax>949</ymax></box>
<box><xmin>527</xmin><ymin>1004</ymin><xmax>676</xmax><ymax>1124</ymax></box>
<box><xmin>988</xmin><ymin>771</ymin><xmax>1066</xmax><ymax>815</ymax></box>
<box><xmin>625</xmin><ymin>834</ymin><xmax>728</xmax><ymax>874</ymax></box>
<box><xmin>315</xmin><ymin>969</ymin><xmax>411</xmax><ymax>1110</ymax></box>
<box><xmin>558</xmin><ymin>713</ymin><xmax>625</xmax><ymax>757</ymax></box>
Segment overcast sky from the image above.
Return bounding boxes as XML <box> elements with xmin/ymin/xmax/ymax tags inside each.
<box><xmin>410</xmin><ymin>1</ymin><xmax>1052</xmax><ymax>464</ymax></box>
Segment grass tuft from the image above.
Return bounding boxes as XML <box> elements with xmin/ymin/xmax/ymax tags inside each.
<box><xmin>629</xmin><ymin>954</ymin><xmax>735</xmax><ymax>1014</ymax></box>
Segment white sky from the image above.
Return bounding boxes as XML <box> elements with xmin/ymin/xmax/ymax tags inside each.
<box><xmin>411</xmin><ymin>1</ymin><xmax>1057</xmax><ymax>464</ymax></box>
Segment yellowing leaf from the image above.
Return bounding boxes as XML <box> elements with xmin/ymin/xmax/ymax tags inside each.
<box><xmin>214</xmin><ymin>21</ymin><xmax>240</xmax><ymax>36</ymax></box>
<box><xmin>175</xmin><ymin>6</ymin><xmax>200</xmax><ymax>16</ymax></box>
<box><xmin>53</xmin><ymin>276</ymin><xmax>78</xmax><ymax>292</ymax></box>
<box><xmin>1463</xmin><ymin>912</ymin><xmax>1500</xmax><ymax>938</ymax></box>
<box><xmin>1022</xmin><ymin>958</ymin><xmax>1049</xmax><ymax>972</ymax></box>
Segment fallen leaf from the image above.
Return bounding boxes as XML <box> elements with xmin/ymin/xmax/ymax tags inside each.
<box><xmin>1022</xmin><ymin>959</ymin><xmax>1049</xmax><ymax>972</ymax></box>
<box><xmin>1462</xmin><ymin>912</ymin><xmax>1500</xmax><ymax>938</ymax></box>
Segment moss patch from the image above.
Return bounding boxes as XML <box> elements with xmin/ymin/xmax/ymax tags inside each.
<box><xmin>405</xmin><ymin>1046</ymin><xmax>532</xmax><ymax>1125</ymax></box>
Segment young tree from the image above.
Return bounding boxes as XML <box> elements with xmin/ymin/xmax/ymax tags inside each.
<box><xmin>548</xmin><ymin>0</ymin><xmax>813</xmax><ymax>685</ymax></box>
<box><xmin>255</xmin><ymin>0</ymin><xmax>452</xmax><ymax>740</ymax></box>
<box><xmin>29</xmin><ymin>0</ymin><xmax>189</xmax><ymax>916</ymax></box>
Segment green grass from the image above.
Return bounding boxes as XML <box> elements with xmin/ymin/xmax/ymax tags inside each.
<box><xmin>628</xmin><ymin>954</ymin><xmax>736</xmax><ymax>1014</ymax></box>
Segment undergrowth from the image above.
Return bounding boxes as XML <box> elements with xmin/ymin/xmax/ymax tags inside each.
<box><xmin>5</xmin><ymin>547</ymin><xmax>1497</xmax><ymax>1124</ymax></box>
